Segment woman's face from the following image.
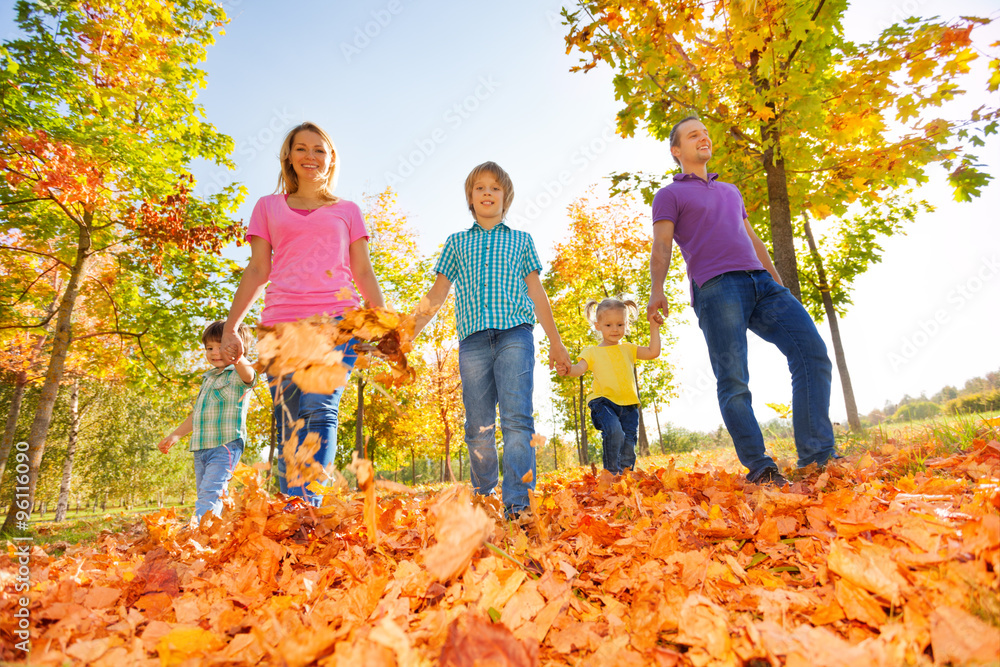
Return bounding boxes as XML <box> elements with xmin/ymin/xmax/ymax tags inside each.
<box><xmin>288</xmin><ymin>129</ymin><xmax>333</xmax><ymax>183</ymax></box>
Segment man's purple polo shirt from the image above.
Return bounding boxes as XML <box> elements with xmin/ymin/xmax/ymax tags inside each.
<box><xmin>651</xmin><ymin>172</ymin><xmax>763</xmax><ymax>301</ymax></box>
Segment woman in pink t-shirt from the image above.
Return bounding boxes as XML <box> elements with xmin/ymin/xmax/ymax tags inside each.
<box><xmin>221</xmin><ymin>121</ymin><xmax>385</xmax><ymax>505</ymax></box>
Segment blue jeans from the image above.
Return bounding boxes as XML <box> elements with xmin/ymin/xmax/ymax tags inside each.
<box><xmin>459</xmin><ymin>324</ymin><xmax>536</xmax><ymax>513</ymax></box>
<box><xmin>269</xmin><ymin>338</ymin><xmax>357</xmax><ymax>506</ymax></box>
<box><xmin>692</xmin><ymin>270</ymin><xmax>835</xmax><ymax>479</ymax></box>
<box><xmin>589</xmin><ymin>398</ymin><xmax>639</xmax><ymax>474</ymax></box>
<box><xmin>193</xmin><ymin>438</ymin><xmax>244</xmax><ymax>519</ymax></box>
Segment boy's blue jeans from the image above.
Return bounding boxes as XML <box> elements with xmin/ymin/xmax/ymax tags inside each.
<box><xmin>193</xmin><ymin>437</ymin><xmax>244</xmax><ymax>520</ymax></box>
<box><xmin>692</xmin><ymin>270</ymin><xmax>836</xmax><ymax>480</ymax></box>
<box><xmin>459</xmin><ymin>324</ymin><xmax>536</xmax><ymax>514</ymax></box>
<box><xmin>589</xmin><ymin>398</ymin><xmax>639</xmax><ymax>474</ymax></box>
<box><xmin>269</xmin><ymin>338</ymin><xmax>357</xmax><ymax>506</ymax></box>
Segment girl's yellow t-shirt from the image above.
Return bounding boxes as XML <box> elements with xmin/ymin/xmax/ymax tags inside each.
<box><xmin>580</xmin><ymin>342</ymin><xmax>639</xmax><ymax>406</ymax></box>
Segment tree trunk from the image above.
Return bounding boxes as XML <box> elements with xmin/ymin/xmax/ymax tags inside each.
<box><xmin>760</xmin><ymin>125</ymin><xmax>802</xmax><ymax>300</ymax></box>
<box><xmin>0</xmin><ymin>329</ymin><xmax>52</xmax><ymax>485</ymax></box>
<box><xmin>355</xmin><ymin>376</ymin><xmax>366</xmax><ymax>458</ymax></box>
<box><xmin>55</xmin><ymin>381</ymin><xmax>80</xmax><ymax>522</ymax></box>
<box><xmin>653</xmin><ymin>401</ymin><xmax>665</xmax><ymax>454</ymax></box>
<box><xmin>579</xmin><ymin>377</ymin><xmax>589</xmax><ymax>464</ymax></box>
<box><xmin>803</xmin><ymin>218</ymin><xmax>861</xmax><ymax>431</ymax></box>
<box><xmin>0</xmin><ymin>380</ymin><xmax>27</xmax><ymax>487</ymax></box>
<box><xmin>571</xmin><ymin>395</ymin><xmax>581</xmax><ymax>465</ymax></box>
<box><xmin>632</xmin><ymin>366</ymin><xmax>650</xmax><ymax>458</ymax></box>
<box><xmin>440</xmin><ymin>406</ymin><xmax>455</xmax><ymax>482</ymax></box>
<box><xmin>410</xmin><ymin>445</ymin><xmax>416</xmax><ymax>485</ymax></box>
<box><xmin>2</xmin><ymin>220</ymin><xmax>92</xmax><ymax>535</ymax></box>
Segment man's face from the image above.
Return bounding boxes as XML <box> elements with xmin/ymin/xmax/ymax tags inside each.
<box><xmin>671</xmin><ymin>119</ymin><xmax>712</xmax><ymax>167</ymax></box>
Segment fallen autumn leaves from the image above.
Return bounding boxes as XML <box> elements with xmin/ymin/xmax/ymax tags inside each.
<box><xmin>2</xmin><ymin>439</ymin><xmax>998</xmax><ymax>666</ymax></box>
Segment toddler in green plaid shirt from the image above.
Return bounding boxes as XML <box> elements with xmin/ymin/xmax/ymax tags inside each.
<box><xmin>412</xmin><ymin>161</ymin><xmax>571</xmax><ymax>519</ymax></box>
<box><xmin>157</xmin><ymin>321</ymin><xmax>256</xmax><ymax>521</ymax></box>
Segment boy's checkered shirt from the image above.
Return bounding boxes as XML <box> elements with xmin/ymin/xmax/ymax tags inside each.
<box><xmin>189</xmin><ymin>366</ymin><xmax>256</xmax><ymax>452</ymax></box>
<box><xmin>433</xmin><ymin>221</ymin><xmax>543</xmax><ymax>340</ymax></box>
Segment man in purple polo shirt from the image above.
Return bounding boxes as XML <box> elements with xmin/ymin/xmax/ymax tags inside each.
<box><xmin>647</xmin><ymin>115</ymin><xmax>836</xmax><ymax>485</ymax></box>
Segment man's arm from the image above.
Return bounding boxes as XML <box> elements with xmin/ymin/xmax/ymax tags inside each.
<box><xmin>648</xmin><ymin>220</ymin><xmax>675</xmax><ymax>324</ymax></box>
<box><xmin>524</xmin><ymin>271</ymin><xmax>571</xmax><ymax>373</ymax></box>
<box><xmin>743</xmin><ymin>218</ymin><xmax>783</xmax><ymax>286</ymax></box>
<box><xmin>411</xmin><ymin>273</ymin><xmax>452</xmax><ymax>338</ymax></box>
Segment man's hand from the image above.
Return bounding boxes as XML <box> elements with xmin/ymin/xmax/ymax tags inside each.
<box><xmin>647</xmin><ymin>293</ymin><xmax>670</xmax><ymax>324</ymax></box>
<box><xmin>157</xmin><ymin>435</ymin><xmax>179</xmax><ymax>455</ymax></box>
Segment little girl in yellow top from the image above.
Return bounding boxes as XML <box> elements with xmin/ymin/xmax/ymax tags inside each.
<box><xmin>566</xmin><ymin>296</ymin><xmax>661</xmax><ymax>473</ymax></box>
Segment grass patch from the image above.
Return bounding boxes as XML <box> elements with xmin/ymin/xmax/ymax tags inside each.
<box><xmin>24</xmin><ymin>505</ymin><xmax>192</xmax><ymax>555</ymax></box>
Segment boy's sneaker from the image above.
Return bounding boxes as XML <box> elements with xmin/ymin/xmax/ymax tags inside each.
<box><xmin>750</xmin><ymin>466</ymin><xmax>789</xmax><ymax>487</ymax></box>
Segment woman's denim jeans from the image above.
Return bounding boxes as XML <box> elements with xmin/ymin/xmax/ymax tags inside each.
<box><xmin>458</xmin><ymin>324</ymin><xmax>536</xmax><ymax>513</ymax></box>
<box><xmin>693</xmin><ymin>270</ymin><xmax>835</xmax><ymax>480</ymax></box>
<box><xmin>269</xmin><ymin>338</ymin><xmax>357</xmax><ymax>506</ymax></box>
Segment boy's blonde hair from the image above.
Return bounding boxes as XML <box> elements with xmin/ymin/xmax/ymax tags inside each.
<box><xmin>584</xmin><ymin>296</ymin><xmax>640</xmax><ymax>334</ymax></box>
<box><xmin>464</xmin><ymin>161</ymin><xmax>515</xmax><ymax>219</ymax></box>
<box><xmin>201</xmin><ymin>321</ymin><xmax>253</xmax><ymax>352</ymax></box>
<box><xmin>276</xmin><ymin>121</ymin><xmax>340</xmax><ymax>203</ymax></box>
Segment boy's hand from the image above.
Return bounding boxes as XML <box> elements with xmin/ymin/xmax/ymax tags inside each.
<box><xmin>549</xmin><ymin>340</ymin><xmax>571</xmax><ymax>373</ymax></box>
<box><xmin>157</xmin><ymin>435</ymin><xmax>178</xmax><ymax>454</ymax></box>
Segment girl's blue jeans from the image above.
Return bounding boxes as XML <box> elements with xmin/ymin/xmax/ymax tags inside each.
<box><xmin>458</xmin><ymin>324</ymin><xmax>536</xmax><ymax>515</ymax></box>
<box><xmin>692</xmin><ymin>270</ymin><xmax>836</xmax><ymax>480</ymax></box>
<box><xmin>269</xmin><ymin>338</ymin><xmax>357</xmax><ymax>506</ymax></box>
<box><xmin>589</xmin><ymin>398</ymin><xmax>639</xmax><ymax>474</ymax></box>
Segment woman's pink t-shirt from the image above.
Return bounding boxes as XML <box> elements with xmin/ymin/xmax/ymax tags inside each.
<box><xmin>246</xmin><ymin>194</ymin><xmax>369</xmax><ymax>325</ymax></box>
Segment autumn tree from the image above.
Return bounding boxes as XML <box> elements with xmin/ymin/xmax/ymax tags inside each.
<box><xmin>563</xmin><ymin>1</ymin><xmax>997</xmax><ymax>301</ymax></box>
<box><xmin>0</xmin><ymin>0</ymin><xmax>243</xmax><ymax>535</ymax></box>
<box><xmin>544</xmin><ymin>189</ymin><xmax>684</xmax><ymax>463</ymax></box>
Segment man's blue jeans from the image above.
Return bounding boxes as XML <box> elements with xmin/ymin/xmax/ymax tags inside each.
<box><xmin>193</xmin><ymin>438</ymin><xmax>244</xmax><ymax>520</ymax></box>
<box><xmin>589</xmin><ymin>398</ymin><xmax>639</xmax><ymax>474</ymax></box>
<box><xmin>269</xmin><ymin>339</ymin><xmax>357</xmax><ymax>506</ymax></box>
<box><xmin>692</xmin><ymin>270</ymin><xmax>835</xmax><ymax>480</ymax></box>
<box><xmin>458</xmin><ymin>324</ymin><xmax>536</xmax><ymax>514</ymax></box>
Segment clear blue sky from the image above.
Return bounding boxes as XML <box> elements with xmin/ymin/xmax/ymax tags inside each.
<box><xmin>3</xmin><ymin>0</ymin><xmax>998</xmax><ymax>433</ymax></box>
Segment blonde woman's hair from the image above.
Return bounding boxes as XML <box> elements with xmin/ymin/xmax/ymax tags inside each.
<box><xmin>584</xmin><ymin>296</ymin><xmax>640</xmax><ymax>334</ymax></box>
<box><xmin>464</xmin><ymin>161</ymin><xmax>515</xmax><ymax>219</ymax></box>
<box><xmin>276</xmin><ymin>121</ymin><xmax>340</xmax><ymax>203</ymax></box>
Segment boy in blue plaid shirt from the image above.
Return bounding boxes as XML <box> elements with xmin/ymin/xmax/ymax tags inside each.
<box><xmin>158</xmin><ymin>321</ymin><xmax>257</xmax><ymax>521</ymax></box>
<box><xmin>412</xmin><ymin>161</ymin><xmax>571</xmax><ymax>519</ymax></box>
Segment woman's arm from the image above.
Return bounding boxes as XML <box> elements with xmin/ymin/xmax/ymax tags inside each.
<box><xmin>222</xmin><ymin>236</ymin><xmax>272</xmax><ymax>363</ymax></box>
<box><xmin>349</xmin><ymin>237</ymin><xmax>386</xmax><ymax>309</ymax></box>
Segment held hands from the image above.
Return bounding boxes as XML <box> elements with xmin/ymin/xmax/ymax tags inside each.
<box><xmin>647</xmin><ymin>293</ymin><xmax>670</xmax><ymax>325</ymax></box>
<box><xmin>549</xmin><ymin>340</ymin><xmax>572</xmax><ymax>376</ymax></box>
<box><xmin>220</xmin><ymin>329</ymin><xmax>245</xmax><ymax>365</ymax></box>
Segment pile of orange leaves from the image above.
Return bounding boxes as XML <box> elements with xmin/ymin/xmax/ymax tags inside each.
<box><xmin>2</xmin><ymin>439</ymin><xmax>998</xmax><ymax>666</ymax></box>
<box><xmin>256</xmin><ymin>307</ymin><xmax>416</xmax><ymax>395</ymax></box>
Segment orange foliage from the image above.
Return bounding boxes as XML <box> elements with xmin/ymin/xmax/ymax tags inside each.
<box><xmin>1</xmin><ymin>440</ymin><xmax>998</xmax><ymax>665</ymax></box>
